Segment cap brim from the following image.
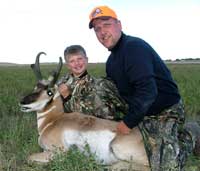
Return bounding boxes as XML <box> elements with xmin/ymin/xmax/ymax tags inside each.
<box><xmin>89</xmin><ymin>20</ymin><xmax>94</xmax><ymax>29</ymax></box>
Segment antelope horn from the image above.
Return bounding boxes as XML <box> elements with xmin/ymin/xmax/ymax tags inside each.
<box><xmin>49</xmin><ymin>57</ymin><xmax>63</xmax><ymax>87</ymax></box>
<box><xmin>31</xmin><ymin>52</ymin><xmax>46</xmax><ymax>81</ymax></box>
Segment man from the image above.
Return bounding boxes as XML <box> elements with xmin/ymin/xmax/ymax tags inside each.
<box><xmin>58</xmin><ymin>45</ymin><xmax>127</xmax><ymax>120</ymax></box>
<box><xmin>88</xmin><ymin>5</ymin><xmax>192</xmax><ymax>171</ymax></box>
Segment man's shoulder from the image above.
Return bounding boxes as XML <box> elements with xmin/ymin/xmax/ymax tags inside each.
<box><xmin>123</xmin><ymin>34</ymin><xmax>155</xmax><ymax>60</ymax></box>
<box><xmin>124</xmin><ymin>34</ymin><xmax>147</xmax><ymax>47</ymax></box>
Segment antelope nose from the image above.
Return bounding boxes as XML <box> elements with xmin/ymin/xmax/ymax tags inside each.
<box><xmin>20</xmin><ymin>95</ymin><xmax>32</xmax><ymax>105</ymax></box>
<box><xmin>20</xmin><ymin>98</ymin><xmax>26</xmax><ymax>105</ymax></box>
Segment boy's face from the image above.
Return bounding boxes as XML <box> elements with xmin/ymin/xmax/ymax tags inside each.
<box><xmin>66</xmin><ymin>53</ymin><xmax>88</xmax><ymax>77</ymax></box>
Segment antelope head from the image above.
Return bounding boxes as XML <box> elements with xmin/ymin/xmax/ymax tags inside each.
<box><xmin>20</xmin><ymin>52</ymin><xmax>63</xmax><ymax>112</ymax></box>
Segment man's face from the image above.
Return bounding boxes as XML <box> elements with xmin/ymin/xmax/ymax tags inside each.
<box><xmin>66</xmin><ymin>54</ymin><xmax>88</xmax><ymax>77</ymax></box>
<box><xmin>92</xmin><ymin>18</ymin><xmax>122</xmax><ymax>50</ymax></box>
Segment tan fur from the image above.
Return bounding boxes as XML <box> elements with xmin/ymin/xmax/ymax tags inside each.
<box><xmin>22</xmin><ymin>88</ymin><xmax>150</xmax><ymax>170</ymax></box>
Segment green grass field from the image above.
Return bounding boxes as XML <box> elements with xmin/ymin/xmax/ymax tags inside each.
<box><xmin>0</xmin><ymin>63</ymin><xmax>200</xmax><ymax>171</ymax></box>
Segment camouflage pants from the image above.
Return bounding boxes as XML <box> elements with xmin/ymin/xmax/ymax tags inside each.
<box><xmin>139</xmin><ymin>101</ymin><xmax>193</xmax><ymax>171</ymax></box>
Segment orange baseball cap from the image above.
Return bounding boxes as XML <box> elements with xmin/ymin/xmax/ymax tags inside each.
<box><xmin>89</xmin><ymin>6</ymin><xmax>118</xmax><ymax>29</ymax></box>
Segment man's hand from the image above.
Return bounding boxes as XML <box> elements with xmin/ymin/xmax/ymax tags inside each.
<box><xmin>58</xmin><ymin>83</ymin><xmax>71</xmax><ymax>98</ymax></box>
<box><xmin>116</xmin><ymin>121</ymin><xmax>131</xmax><ymax>135</ymax></box>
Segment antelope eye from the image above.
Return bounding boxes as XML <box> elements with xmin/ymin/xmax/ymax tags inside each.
<box><xmin>47</xmin><ymin>90</ymin><xmax>53</xmax><ymax>96</ymax></box>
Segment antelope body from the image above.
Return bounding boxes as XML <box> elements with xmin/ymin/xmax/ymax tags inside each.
<box><xmin>20</xmin><ymin>52</ymin><xmax>150</xmax><ymax>170</ymax></box>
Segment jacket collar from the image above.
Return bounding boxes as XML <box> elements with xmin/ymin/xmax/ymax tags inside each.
<box><xmin>70</xmin><ymin>70</ymin><xmax>88</xmax><ymax>79</ymax></box>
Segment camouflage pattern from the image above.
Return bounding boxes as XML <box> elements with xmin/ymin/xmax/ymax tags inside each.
<box><xmin>139</xmin><ymin>101</ymin><xmax>193</xmax><ymax>171</ymax></box>
<box><xmin>184</xmin><ymin>121</ymin><xmax>200</xmax><ymax>156</ymax></box>
<box><xmin>58</xmin><ymin>73</ymin><xmax>128</xmax><ymax>120</ymax></box>
<box><xmin>58</xmin><ymin>73</ymin><xmax>194</xmax><ymax>171</ymax></box>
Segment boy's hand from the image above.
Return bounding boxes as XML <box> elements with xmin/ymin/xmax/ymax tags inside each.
<box><xmin>58</xmin><ymin>83</ymin><xmax>70</xmax><ymax>98</ymax></box>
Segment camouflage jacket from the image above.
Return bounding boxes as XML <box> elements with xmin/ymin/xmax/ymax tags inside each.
<box><xmin>57</xmin><ymin>71</ymin><xmax>128</xmax><ymax>120</ymax></box>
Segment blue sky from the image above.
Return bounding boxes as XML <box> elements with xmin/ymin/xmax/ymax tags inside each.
<box><xmin>0</xmin><ymin>0</ymin><xmax>199</xmax><ymax>64</ymax></box>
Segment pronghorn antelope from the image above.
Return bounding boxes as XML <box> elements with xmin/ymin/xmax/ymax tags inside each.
<box><xmin>20</xmin><ymin>52</ymin><xmax>150</xmax><ymax>170</ymax></box>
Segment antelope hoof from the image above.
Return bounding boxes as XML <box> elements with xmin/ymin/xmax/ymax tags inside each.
<box><xmin>28</xmin><ymin>151</ymin><xmax>53</xmax><ymax>164</ymax></box>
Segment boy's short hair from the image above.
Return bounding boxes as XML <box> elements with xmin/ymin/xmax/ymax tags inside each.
<box><xmin>64</xmin><ymin>45</ymin><xmax>87</xmax><ymax>62</ymax></box>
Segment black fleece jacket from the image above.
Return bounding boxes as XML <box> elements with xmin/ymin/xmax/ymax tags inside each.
<box><xmin>106</xmin><ymin>32</ymin><xmax>180</xmax><ymax>128</ymax></box>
